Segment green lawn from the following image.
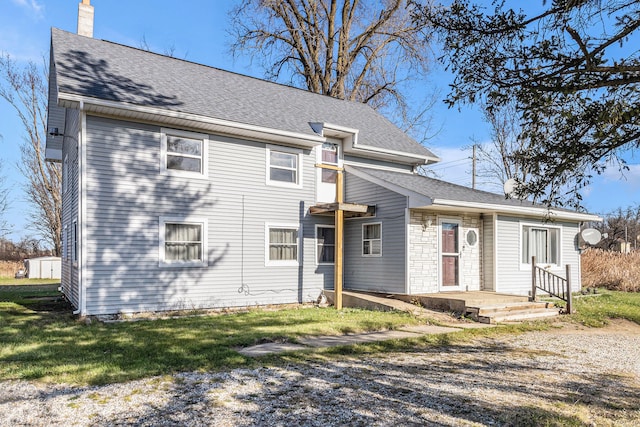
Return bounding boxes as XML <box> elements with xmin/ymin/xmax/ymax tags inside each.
<box><xmin>572</xmin><ymin>289</ymin><xmax>640</xmax><ymax>327</ymax></box>
<box><xmin>0</xmin><ymin>283</ymin><xmax>423</xmax><ymax>385</ymax></box>
<box><xmin>2</xmin><ymin>283</ymin><xmax>638</xmax><ymax>386</ymax></box>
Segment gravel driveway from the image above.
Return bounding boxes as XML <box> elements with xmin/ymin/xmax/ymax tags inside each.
<box><xmin>2</xmin><ymin>320</ymin><xmax>639</xmax><ymax>426</ymax></box>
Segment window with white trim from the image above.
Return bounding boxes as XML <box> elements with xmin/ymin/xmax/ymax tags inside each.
<box><xmin>316</xmin><ymin>225</ymin><xmax>335</xmax><ymax>264</ymax></box>
<box><xmin>266</xmin><ymin>224</ymin><xmax>299</xmax><ymax>265</ymax></box>
<box><xmin>522</xmin><ymin>225</ymin><xmax>560</xmax><ymax>265</ymax></box>
<box><xmin>161</xmin><ymin>128</ymin><xmax>208</xmax><ymax>177</ymax></box>
<box><xmin>62</xmin><ymin>225</ymin><xmax>68</xmax><ymax>261</ymax></box>
<box><xmin>63</xmin><ymin>154</ymin><xmax>69</xmax><ymax>194</ymax></box>
<box><xmin>266</xmin><ymin>145</ymin><xmax>302</xmax><ymax>187</ymax></box>
<box><xmin>71</xmin><ymin>219</ymin><xmax>78</xmax><ymax>265</ymax></box>
<box><xmin>362</xmin><ymin>223</ymin><xmax>382</xmax><ymax>256</ymax></box>
<box><xmin>159</xmin><ymin>217</ymin><xmax>208</xmax><ymax>267</ymax></box>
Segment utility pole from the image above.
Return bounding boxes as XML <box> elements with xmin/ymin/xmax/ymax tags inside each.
<box><xmin>472</xmin><ymin>144</ymin><xmax>477</xmax><ymax>190</ymax></box>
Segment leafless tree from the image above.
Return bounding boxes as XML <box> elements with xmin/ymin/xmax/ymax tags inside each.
<box><xmin>0</xmin><ymin>157</ymin><xmax>9</xmax><ymax>237</ymax></box>
<box><xmin>229</xmin><ymin>0</ymin><xmax>435</xmax><ymax>138</ymax></box>
<box><xmin>472</xmin><ymin>102</ymin><xmax>533</xmax><ymax>195</ymax></box>
<box><xmin>0</xmin><ymin>54</ymin><xmax>62</xmax><ymax>255</ymax></box>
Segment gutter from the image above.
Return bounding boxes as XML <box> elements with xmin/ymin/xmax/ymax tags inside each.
<box><xmin>57</xmin><ymin>93</ymin><xmax>326</xmax><ymax>149</ymax></box>
<box><xmin>431</xmin><ymin>199</ymin><xmax>602</xmax><ymax>222</ymax></box>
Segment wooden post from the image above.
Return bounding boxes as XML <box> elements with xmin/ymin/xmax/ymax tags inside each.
<box><xmin>565</xmin><ymin>264</ymin><xmax>572</xmax><ymax>314</ymax></box>
<box><xmin>531</xmin><ymin>256</ymin><xmax>537</xmax><ymax>301</ymax></box>
<box><xmin>334</xmin><ymin>169</ymin><xmax>344</xmax><ymax>310</ymax></box>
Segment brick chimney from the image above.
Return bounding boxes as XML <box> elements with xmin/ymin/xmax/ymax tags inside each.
<box><xmin>77</xmin><ymin>0</ymin><xmax>94</xmax><ymax>37</ymax></box>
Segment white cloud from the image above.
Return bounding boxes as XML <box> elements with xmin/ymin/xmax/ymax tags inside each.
<box><xmin>602</xmin><ymin>163</ymin><xmax>640</xmax><ymax>189</ymax></box>
<box><xmin>11</xmin><ymin>0</ymin><xmax>44</xmax><ymax>18</ymax></box>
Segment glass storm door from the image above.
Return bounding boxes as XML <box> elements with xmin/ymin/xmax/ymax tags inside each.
<box><xmin>440</xmin><ymin>220</ymin><xmax>461</xmax><ymax>290</ymax></box>
<box><xmin>316</xmin><ymin>139</ymin><xmax>341</xmax><ymax>202</ymax></box>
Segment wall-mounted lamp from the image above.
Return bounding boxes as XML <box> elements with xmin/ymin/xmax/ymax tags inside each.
<box><xmin>49</xmin><ymin>127</ymin><xmax>63</xmax><ymax>137</ymax></box>
<box><xmin>421</xmin><ymin>214</ymin><xmax>432</xmax><ymax>232</ymax></box>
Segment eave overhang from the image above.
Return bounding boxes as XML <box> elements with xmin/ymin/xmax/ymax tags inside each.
<box><xmin>311</xmin><ymin>122</ymin><xmax>440</xmax><ymax>166</ymax></box>
<box><xmin>57</xmin><ymin>92</ymin><xmax>327</xmax><ymax>149</ymax></box>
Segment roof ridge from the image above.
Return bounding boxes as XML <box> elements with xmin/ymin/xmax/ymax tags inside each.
<box><xmin>51</xmin><ymin>27</ymin><xmax>374</xmax><ymax>109</ymax></box>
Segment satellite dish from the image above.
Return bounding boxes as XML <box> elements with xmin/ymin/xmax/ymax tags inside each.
<box><xmin>581</xmin><ymin>228</ymin><xmax>602</xmax><ymax>245</ymax></box>
<box><xmin>503</xmin><ymin>178</ymin><xmax>519</xmax><ymax>198</ymax></box>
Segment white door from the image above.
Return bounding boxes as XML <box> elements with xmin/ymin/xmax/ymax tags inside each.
<box><xmin>316</xmin><ymin>138</ymin><xmax>342</xmax><ymax>203</ymax></box>
<box><xmin>439</xmin><ymin>219</ymin><xmax>463</xmax><ymax>291</ymax></box>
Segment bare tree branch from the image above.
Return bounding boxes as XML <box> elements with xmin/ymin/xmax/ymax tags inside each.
<box><xmin>0</xmin><ymin>54</ymin><xmax>61</xmax><ymax>254</ymax></box>
<box><xmin>229</xmin><ymin>0</ymin><xmax>436</xmax><ymax>141</ymax></box>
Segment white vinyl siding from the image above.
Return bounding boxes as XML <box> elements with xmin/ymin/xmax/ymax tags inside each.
<box><xmin>266</xmin><ymin>145</ymin><xmax>303</xmax><ymax>188</ymax></box>
<box><xmin>159</xmin><ymin>217</ymin><xmax>208</xmax><ymax>267</ymax></box>
<box><xmin>160</xmin><ymin>128</ymin><xmax>208</xmax><ymax>178</ymax></box>
<box><xmin>265</xmin><ymin>224</ymin><xmax>299</xmax><ymax>266</ymax></box>
<box><xmin>362</xmin><ymin>223</ymin><xmax>382</xmax><ymax>256</ymax></box>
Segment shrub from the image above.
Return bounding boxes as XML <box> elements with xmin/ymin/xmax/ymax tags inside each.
<box><xmin>581</xmin><ymin>248</ymin><xmax>640</xmax><ymax>292</ymax></box>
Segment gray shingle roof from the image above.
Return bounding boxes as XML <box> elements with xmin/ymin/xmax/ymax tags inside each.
<box><xmin>351</xmin><ymin>166</ymin><xmax>546</xmax><ymax>209</ymax></box>
<box><xmin>51</xmin><ymin>28</ymin><xmax>437</xmax><ymax>160</ymax></box>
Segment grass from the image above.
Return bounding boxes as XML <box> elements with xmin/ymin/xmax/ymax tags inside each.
<box><xmin>571</xmin><ymin>289</ymin><xmax>640</xmax><ymax>327</ymax></box>
<box><xmin>0</xmin><ymin>283</ymin><xmax>424</xmax><ymax>385</ymax></box>
<box><xmin>2</xmin><ymin>281</ymin><xmax>638</xmax><ymax>386</ymax></box>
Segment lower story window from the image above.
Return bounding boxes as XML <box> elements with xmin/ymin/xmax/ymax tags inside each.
<box><xmin>160</xmin><ymin>217</ymin><xmax>207</xmax><ymax>266</ymax></box>
<box><xmin>316</xmin><ymin>225</ymin><xmax>335</xmax><ymax>264</ymax></box>
<box><xmin>522</xmin><ymin>225</ymin><xmax>559</xmax><ymax>265</ymax></box>
<box><xmin>267</xmin><ymin>225</ymin><xmax>299</xmax><ymax>265</ymax></box>
<box><xmin>362</xmin><ymin>223</ymin><xmax>382</xmax><ymax>256</ymax></box>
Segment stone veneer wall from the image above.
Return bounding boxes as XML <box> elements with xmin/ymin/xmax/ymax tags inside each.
<box><xmin>408</xmin><ymin>210</ymin><xmax>482</xmax><ymax>294</ymax></box>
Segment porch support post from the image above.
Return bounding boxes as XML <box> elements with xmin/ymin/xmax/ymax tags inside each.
<box><xmin>531</xmin><ymin>256</ymin><xmax>537</xmax><ymax>302</ymax></box>
<box><xmin>334</xmin><ymin>169</ymin><xmax>344</xmax><ymax>310</ymax></box>
<box><xmin>565</xmin><ymin>264</ymin><xmax>572</xmax><ymax>314</ymax></box>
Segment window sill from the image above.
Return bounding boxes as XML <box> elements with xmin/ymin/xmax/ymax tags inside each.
<box><xmin>160</xmin><ymin>169</ymin><xmax>209</xmax><ymax>180</ymax></box>
<box><xmin>266</xmin><ymin>180</ymin><xmax>303</xmax><ymax>189</ymax></box>
<box><xmin>159</xmin><ymin>261</ymin><xmax>208</xmax><ymax>268</ymax></box>
<box><xmin>265</xmin><ymin>260</ymin><xmax>299</xmax><ymax>267</ymax></box>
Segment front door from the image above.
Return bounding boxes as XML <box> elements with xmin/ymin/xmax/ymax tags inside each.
<box><xmin>439</xmin><ymin>219</ymin><xmax>462</xmax><ymax>290</ymax></box>
<box><xmin>316</xmin><ymin>138</ymin><xmax>341</xmax><ymax>203</ymax></box>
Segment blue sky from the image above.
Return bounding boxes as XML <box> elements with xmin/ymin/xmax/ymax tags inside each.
<box><xmin>0</xmin><ymin>0</ymin><xmax>638</xmax><ymax>243</ymax></box>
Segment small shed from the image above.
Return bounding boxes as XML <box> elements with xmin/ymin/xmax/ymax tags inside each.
<box><xmin>25</xmin><ymin>256</ymin><xmax>62</xmax><ymax>279</ymax></box>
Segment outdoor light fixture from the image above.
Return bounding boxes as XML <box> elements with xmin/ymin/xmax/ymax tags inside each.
<box><xmin>49</xmin><ymin>127</ymin><xmax>63</xmax><ymax>137</ymax></box>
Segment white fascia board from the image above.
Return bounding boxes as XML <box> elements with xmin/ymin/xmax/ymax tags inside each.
<box><xmin>351</xmin><ymin>142</ymin><xmax>440</xmax><ymax>165</ymax></box>
<box><xmin>430</xmin><ymin>198</ymin><xmax>602</xmax><ymax>222</ymax></box>
<box><xmin>346</xmin><ymin>165</ymin><xmax>432</xmax><ymax>208</ymax></box>
<box><xmin>58</xmin><ymin>93</ymin><xmax>326</xmax><ymax>148</ymax></box>
<box><xmin>311</xmin><ymin>121</ymin><xmax>440</xmax><ymax>165</ymax></box>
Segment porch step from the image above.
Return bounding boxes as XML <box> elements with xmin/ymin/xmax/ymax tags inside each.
<box><xmin>466</xmin><ymin>302</ymin><xmax>559</xmax><ymax>324</ymax></box>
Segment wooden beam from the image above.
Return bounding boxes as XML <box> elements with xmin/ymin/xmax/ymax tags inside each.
<box><xmin>309</xmin><ymin>202</ymin><xmax>370</xmax><ymax>215</ymax></box>
<box><xmin>334</xmin><ymin>170</ymin><xmax>344</xmax><ymax>310</ymax></box>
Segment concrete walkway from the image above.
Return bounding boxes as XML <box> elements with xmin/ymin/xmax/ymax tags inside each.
<box><xmin>238</xmin><ymin>323</ymin><xmax>493</xmax><ymax>357</ymax></box>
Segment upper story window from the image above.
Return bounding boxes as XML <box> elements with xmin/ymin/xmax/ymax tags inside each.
<box><xmin>161</xmin><ymin>128</ymin><xmax>208</xmax><ymax>178</ymax></box>
<box><xmin>266</xmin><ymin>145</ymin><xmax>303</xmax><ymax>188</ymax></box>
<box><xmin>522</xmin><ymin>225</ymin><xmax>560</xmax><ymax>266</ymax></box>
<box><xmin>321</xmin><ymin>142</ymin><xmax>339</xmax><ymax>184</ymax></box>
<box><xmin>159</xmin><ymin>216</ymin><xmax>208</xmax><ymax>267</ymax></box>
<box><xmin>362</xmin><ymin>222</ymin><xmax>382</xmax><ymax>257</ymax></box>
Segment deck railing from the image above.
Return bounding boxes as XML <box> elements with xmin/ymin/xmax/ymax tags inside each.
<box><xmin>530</xmin><ymin>256</ymin><xmax>573</xmax><ymax>314</ymax></box>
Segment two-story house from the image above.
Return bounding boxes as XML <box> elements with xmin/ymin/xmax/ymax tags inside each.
<box><xmin>45</xmin><ymin>9</ymin><xmax>598</xmax><ymax>316</ymax></box>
